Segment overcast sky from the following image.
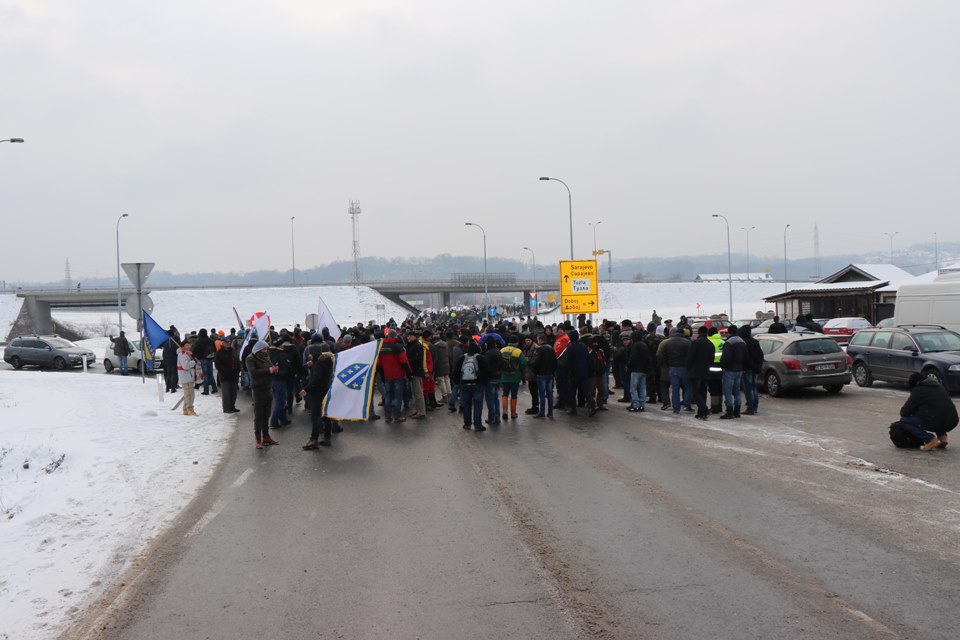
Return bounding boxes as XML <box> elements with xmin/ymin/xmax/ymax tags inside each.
<box><xmin>2</xmin><ymin>1</ymin><xmax>958</xmax><ymax>283</ymax></box>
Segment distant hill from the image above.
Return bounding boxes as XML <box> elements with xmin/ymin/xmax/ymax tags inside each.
<box><xmin>6</xmin><ymin>243</ymin><xmax>956</xmax><ymax>289</ymax></box>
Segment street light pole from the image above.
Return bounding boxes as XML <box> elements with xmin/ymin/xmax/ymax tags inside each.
<box><xmin>741</xmin><ymin>226</ymin><xmax>756</xmax><ymax>281</ymax></box>
<box><xmin>712</xmin><ymin>214</ymin><xmax>733</xmax><ymax>319</ymax></box>
<box><xmin>465</xmin><ymin>223</ymin><xmax>489</xmax><ymax>322</ymax></box>
<box><xmin>783</xmin><ymin>223</ymin><xmax>791</xmax><ymax>293</ymax></box>
<box><xmin>523</xmin><ymin>246</ymin><xmax>536</xmax><ymax>316</ymax></box>
<box><xmin>539</xmin><ymin>177</ymin><xmax>573</xmax><ymax>260</ymax></box>
<box><xmin>290</xmin><ymin>216</ymin><xmax>296</xmax><ymax>286</ymax></box>
<box><xmin>588</xmin><ymin>221</ymin><xmax>602</xmax><ymax>255</ymax></box>
<box><xmin>0</xmin><ymin>138</ymin><xmax>24</xmax><ymax>144</ymax></box>
<box><xmin>883</xmin><ymin>231</ymin><xmax>899</xmax><ymax>265</ymax></box>
<box><xmin>116</xmin><ymin>214</ymin><xmax>129</xmax><ymax>332</ymax></box>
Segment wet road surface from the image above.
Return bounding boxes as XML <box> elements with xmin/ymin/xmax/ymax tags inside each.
<box><xmin>69</xmin><ymin>382</ymin><xmax>960</xmax><ymax>639</ymax></box>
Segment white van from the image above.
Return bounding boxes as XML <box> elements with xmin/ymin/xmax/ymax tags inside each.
<box><xmin>894</xmin><ymin>272</ymin><xmax>960</xmax><ymax>334</ymax></box>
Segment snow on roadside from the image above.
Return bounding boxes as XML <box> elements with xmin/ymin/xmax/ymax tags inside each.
<box><xmin>0</xmin><ymin>293</ymin><xmax>22</xmax><ymax>342</ymax></box>
<box><xmin>0</xmin><ymin>369</ymin><xmax>234</xmax><ymax>640</ymax></box>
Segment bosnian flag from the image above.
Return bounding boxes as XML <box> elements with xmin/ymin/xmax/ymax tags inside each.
<box><xmin>322</xmin><ymin>339</ymin><xmax>382</xmax><ymax>421</ymax></box>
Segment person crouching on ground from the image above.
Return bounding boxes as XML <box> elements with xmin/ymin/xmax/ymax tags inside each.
<box><xmin>900</xmin><ymin>372</ymin><xmax>958</xmax><ymax>451</ymax></box>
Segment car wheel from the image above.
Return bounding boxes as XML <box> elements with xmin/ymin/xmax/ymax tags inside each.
<box><xmin>103</xmin><ymin>359</ymin><xmax>114</xmax><ymax>373</ymax></box>
<box><xmin>765</xmin><ymin>371</ymin><xmax>783</xmax><ymax>397</ymax></box>
<box><xmin>853</xmin><ymin>363</ymin><xmax>873</xmax><ymax>387</ymax></box>
<box><xmin>922</xmin><ymin>368</ymin><xmax>944</xmax><ymax>386</ymax></box>
<box><xmin>53</xmin><ymin>356</ymin><xmax>67</xmax><ymax>371</ymax></box>
<box><xmin>824</xmin><ymin>384</ymin><xmax>844</xmax><ymax>394</ymax></box>
<box><xmin>10</xmin><ymin>356</ymin><xmax>23</xmax><ymax>370</ymax></box>
<box><xmin>136</xmin><ymin>361</ymin><xmax>145</xmax><ymax>374</ymax></box>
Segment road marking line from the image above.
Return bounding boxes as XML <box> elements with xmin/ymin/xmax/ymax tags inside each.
<box><xmin>231</xmin><ymin>467</ymin><xmax>255</xmax><ymax>488</ymax></box>
<box><xmin>186</xmin><ymin>468</ymin><xmax>255</xmax><ymax>538</ymax></box>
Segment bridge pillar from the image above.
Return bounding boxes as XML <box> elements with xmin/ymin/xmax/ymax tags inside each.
<box><xmin>441</xmin><ymin>291</ymin><xmax>451</xmax><ymax>307</ymax></box>
<box><xmin>24</xmin><ymin>297</ymin><xmax>54</xmax><ymax>335</ymax></box>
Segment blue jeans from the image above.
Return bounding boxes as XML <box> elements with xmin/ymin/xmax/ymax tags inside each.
<box><xmin>741</xmin><ymin>370</ymin><xmax>758</xmax><ymax>412</ymax></box>
<box><xmin>201</xmin><ymin>358</ymin><xmax>218</xmax><ymax>394</ymax></box>
<box><xmin>722</xmin><ymin>371</ymin><xmax>743</xmax><ymax>411</ymax></box>
<box><xmin>460</xmin><ymin>383</ymin><xmax>485</xmax><ymax>428</ymax></box>
<box><xmin>448</xmin><ymin>383</ymin><xmax>460</xmax><ymax>410</ymax></box>
<box><xmin>383</xmin><ymin>378</ymin><xmax>405</xmax><ymax>420</ymax></box>
<box><xmin>899</xmin><ymin>416</ymin><xmax>938</xmax><ymax>444</ymax></box>
<box><xmin>669</xmin><ymin>366</ymin><xmax>691</xmax><ymax>411</ymax></box>
<box><xmin>270</xmin><ymin>380</ymin><xmax>288</xmax><ymax>426</ymax></box>
<box><xmin>629</xmin><ymin>371</ymin><xmax>646</xmax><ymax>410</ymax></box>
<box><xmin>485</xmin><ymin>380</ymin><xmax>502</xmax><ymax>421</ymax></box>
<box><xmin>536</xmin><ymin>374</ymin><xmax>555</xmax><ymax>416</ymax></box>
<box><xmin>117</xmin><ymin>355</ymin><xmax>128</xmax><ymax>375</ymax></box>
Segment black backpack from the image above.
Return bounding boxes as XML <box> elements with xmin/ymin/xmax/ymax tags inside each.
<box><xmin>889</xmin><ymin>421</ymin><xmax>923</xmax><ymax>449</ymax></box>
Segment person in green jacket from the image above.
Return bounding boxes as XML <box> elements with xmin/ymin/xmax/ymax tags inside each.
<box><xmin>499</xmin><ymin>334</ymin><xmax>528</xmax><ymax>420</ymax></box>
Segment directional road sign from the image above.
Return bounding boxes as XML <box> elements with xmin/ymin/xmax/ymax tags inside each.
<box><xmin>559</xmin><ymin>260</ymin><xmax>600</xmax><ymax>314</ymax></box>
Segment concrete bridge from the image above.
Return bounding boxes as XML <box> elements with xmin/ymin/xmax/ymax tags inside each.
<box><xmin>14</xmin><ymin>287</ymin><xmax>149</xmax><ymax>335</ymax></box>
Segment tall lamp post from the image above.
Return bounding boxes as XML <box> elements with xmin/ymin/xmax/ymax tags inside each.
<box><xmin>588</xmin><ymin>221</ymin><xmax>602</xmax><ymax>255</ymax></box>
<box><xmin>741</xmin><ymin>226</ymin><xmax>756</xmax><ymax>281</ymax></box>
<box><xmin>523</xmin><ymin>246</ymin><xmax>536</xmax><ymax>315</ymax></box>
<box><xmin>783</xmin><ymin>223</ymin><xmax>791</xmax><ymax>293</ymax></box>
<box><xmin>290</xmin><ymin>216</ymin><xmax>296</xmax><ymax>285</ymax></box>
<box><xmin>465</xmin><ymin>223</ymin><xmax>489</xmax><ymax>321</ymax></box>
<box><xmin>883</xmin><ymin>231</ymin><xmax>899</xmax><ymax>265</ymax></box>
<box><xmin>539</xmin><ymin>177</ymin><xmax>573</xmax><ymax>260</ymax></box>
<box><xmin>1</xmin><ymin>138</ymin><xmax>24</xmax><ymax>144</ymax></box>
<box><xmin>712</xmin><ymin>214</ymin><xmax>733</xmax><ymax>319</ymax></box>
<box><xmin>116</xmin><ymin>214</ymin><xmax>129</xmax><ymax>332</ymax></box>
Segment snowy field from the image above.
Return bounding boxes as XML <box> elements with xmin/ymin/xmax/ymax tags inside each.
<box><xmin>0</xmin><ymin>293</ymin><xmax>21</xmax><ymax>342</ymax></box>
<box><xmin>0</xmin><ymin>280</ymin><xmax>787</xmax><ymax>639</ymax></box>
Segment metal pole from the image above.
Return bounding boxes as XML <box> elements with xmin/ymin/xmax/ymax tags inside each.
<box><xmin>523</xmin><ymin>246</ymin><xmax>536</xmax><ymax>316</ymax></box>
<box><xmin>539</xmin><ymin>177</ymin><xmax>573</xmax><ymax>260</ymax></box>
<box><xmin>589</xmin><ymin>221</ymin><xmax>601</xmax><ymax>255</ymax></box>
<box><xmin>116</xmin><ymin>213</ymin><xmax>129</xmax><ymax>332</ymax></box>
<box><xmin>290</xmin><ymin>216</ymin><xmax>296</xmax><ymax>285</ymax></box>
<box><xmin>0</xmin><ymin>138</ymin><xmax>25</xmax><ymax>144</ymax></box>
<box><xmin>783</xmin><ymin>223</ymin><xmax>791</xmax><ymax>293</ymax></box>
<box><xmin>935</xmin><ymin>231</ymin><xmax>939</xmax><ymax>272</ymax></box>
<box><xmin>466</xmin><ymin>223</ymin><xmax>489</xmax><ymax>322</ymax></box>
<box><xmin>713</xmin><ymin>214</ymin><xmax>733</xmax><ymax>319</ymax></box>
<box><xmin>883</xmin><ymin>231</ymin><xmax>899</xmax><ymax>265</ymax></box>
<box><xmin>741</xmin><ymin>226</ymin><xmax>755</xmax><ymax>280</ymax></box>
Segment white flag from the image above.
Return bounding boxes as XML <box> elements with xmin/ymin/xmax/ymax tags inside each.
<box><xmin>238</xmin><ymin>311</ymin><xmax>270</xmax><ymax>360</ymax></box>
<box><xmin>322</xmin><ymin>340</ymin><xmax>382</xmax><ymax>421</ymax></box>
<box><xmin>318</xmin><ymin>297</ymin><xmax>342</xmax><ymax>341</ymax></box>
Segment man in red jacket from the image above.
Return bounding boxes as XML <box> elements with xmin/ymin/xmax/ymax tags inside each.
<box><xmin>377</xmin><ymin>329</ymin><xmax>412</xmax><ymax>423</ymax></box>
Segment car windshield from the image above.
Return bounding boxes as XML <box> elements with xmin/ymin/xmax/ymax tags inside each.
<box><xmin>793</xmin><ymin>338</ymin><xmax>843</xmax><ymax>355</ymax></box>
<box><xmin>45</xmin><ymin>337</ymin><xmax>76</xmax><ymax>348</ymax></box>
<box><xmin>914</xmin><ymin>331</ymin><xmax>960</xmax><ymax>353</ymax></box>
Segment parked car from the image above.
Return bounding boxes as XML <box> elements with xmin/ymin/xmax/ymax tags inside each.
<box><xmin>690</xmin><ymin>318</ymin><xmax>733</xmax><ymax>337</ymax></box>
<box><xmin>876</xmin><ymin>317</ymin><xmax>896</xmax><ymax>328</ymax></box>
<box><xmin>846</xmin><ymin>325</ymin><xmax>960</xmax><ymax>392</ymax></box>
<box><xmin>3</xmin><ymin>335</ymin><xmax>97</xmax><ymax>370</ymax></box>
<box><xmin>755</xmin><ymin>332</ymin><xmax>852</xmax><ymax>396</ymax></box>
<box><xmin>103</xmin><ymin>338</ymin><xmax>163</xmax><ymax>374</ymax></box>
<box><xmin>752</xmin><ymin>317</ymin><xmax>797</xmax><ymax>335</ymax></box>
<box><xmin>822</xmin><ymin>317</ymin><xmax>873</xmax><ymax>345</ymax></box>
<box><xmin>733</xmin><ymin>318</ymin><xmax>764</xmax><ymax>329</ymax></box>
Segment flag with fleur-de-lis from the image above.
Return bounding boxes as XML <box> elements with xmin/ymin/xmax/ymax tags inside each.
<box><xmin>322</xmin><ymin>339</ymin><xmax>383</xmax><ymax>420</ymax></box>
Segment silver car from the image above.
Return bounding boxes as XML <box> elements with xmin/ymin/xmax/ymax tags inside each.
<box><xmin>755</xmin><ymin>332</ymin><xmax>851</xmax><ymax>396</ymax></box>
<box><xmin>3</xmin><ymin>335</ymin><xmax>97</xmax><ymax>370</ymax></box>
<box><xmin>103</xmin><ymin>338</ymin><xmax>163</xmax><ymax>374</ymax></box>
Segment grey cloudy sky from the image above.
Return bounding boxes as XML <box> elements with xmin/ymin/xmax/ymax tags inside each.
<box><xmin>2</xmin><ymin>0</ymin><xmax>958</xmax><ymax>283</ymax></box>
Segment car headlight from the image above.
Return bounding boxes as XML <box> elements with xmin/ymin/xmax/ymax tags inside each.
<box><xmin>948</xmin><ymin>364</ymin><xmax>960</xmax><ymax>373</ymax></box>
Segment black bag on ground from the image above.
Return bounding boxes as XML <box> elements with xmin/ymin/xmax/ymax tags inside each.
<box><xmin>889</xmin><ymin>421</ymin><xmax>924</xmax><ymax>449</ymax></box>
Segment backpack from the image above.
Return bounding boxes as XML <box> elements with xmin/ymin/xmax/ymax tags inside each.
<box><xmin>889</xmin><ymin>421</ymin><xmax>923</xmax><ymax>449</ymax></box>
<box><xmin>461</xmin><ymin>354</ymin><xmax>479</xmax><ymax>382</ymax></box>
<box><xmin>591</xmin><ymin>348</ymin><xmax>607</xmax><ymax>375</ymax></box>
<box><xmin>499</xmin><ymin>349</ymin><xmax>518</xmax><ymax>375</ymax></box>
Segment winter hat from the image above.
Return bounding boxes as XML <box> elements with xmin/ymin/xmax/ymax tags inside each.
<box><xmin>252</xmin><ymin>340</ymin><xmax>268</xmax><ymax>354</ymax></box>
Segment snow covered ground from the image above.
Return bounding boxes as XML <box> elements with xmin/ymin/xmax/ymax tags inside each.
<box><xmin>0</xmin><ymin>293</ymin><xmax>21</xmax><ymax>342</ymax></box>
<box><xmin>0</xmin><ymin>279</ymin><xmax>787</xmax><ymax>639</ymax></box>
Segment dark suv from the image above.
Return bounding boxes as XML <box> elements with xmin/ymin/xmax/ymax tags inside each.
<box><xmin>846</xmin><ymin>325</ymin><xmax>960</xmax><ymax>392</ymax></box>
<box><xmin>3</xmin><ymin>335</ymin><xmax>97</xmax><ymax>370</ymax></box>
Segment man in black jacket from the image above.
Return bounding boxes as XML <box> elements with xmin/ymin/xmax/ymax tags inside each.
<box><xmin>300</xmin><ymin>341</ymin><xmax>336</xmax><ymax>449</ymax></box>
<box><xmin>626</xmin><ymin>330</ymin><xmax>650</xmax><ymax>413</ymax></box>
<box><xmin>900</xmin><ymin>373</ymin><xmax>959</xmax><ymax>451</ymax></box>
<box><xmin>719</xmin><ymin>326</ymin><xmax>747</xmax><ymax>419</ymax></box>
<box><xmin>452</xmin><ymin>341</ymin><xmax>492</xmax><ymax>431</ymax></box>
<box><xmin>686</xmin><ymin>326</ymin><xmax>716</xmax><ymax>420</ymax></box>
<box><xmin>739</xmin><ymin>325</ymin><xmax>764</xmax><ymax>415</ymax></box>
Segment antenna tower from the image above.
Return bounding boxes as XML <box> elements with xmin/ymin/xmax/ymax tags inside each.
<box><xmin>813</xmin><ymin>222</ymin><xmax>821</xmax><ymax>279</ymax></box>
<box><xmin>349</xmin><ymin>200</ymin><xmax>363</xmax><ymax>284</ymax></box>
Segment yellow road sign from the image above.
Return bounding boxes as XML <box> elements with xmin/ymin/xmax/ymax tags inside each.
<box><xmin>559</xmin><ymin>260</ymin><xmax>600</xmax><ymax>314</ymax></box>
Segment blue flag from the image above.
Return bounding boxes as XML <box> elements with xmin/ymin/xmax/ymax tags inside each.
<box><xmin>141</xmin><ymin>310</ymin><xmax>170</xmax><ymax>371</ymax></box>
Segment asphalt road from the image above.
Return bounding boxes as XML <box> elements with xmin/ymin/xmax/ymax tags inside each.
<box><xmin>66</xmin><ymin>381</ymin><xmax>960</xmax><ymax>640</ymax></box>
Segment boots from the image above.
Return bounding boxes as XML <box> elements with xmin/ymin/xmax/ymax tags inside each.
<box><xmin>302</xmin><ymin>439</ymin><xmax>319</xmax><ymax>450</ymax></box>
<box><xmin>720</xmin><ymin>407</ymin><xmax>735</xmax><ymax>420</ymax></box>
<box><xmin>733</xmin><ymin>406</ymin><xmax>741</xmax><ymax>418</ymax></box>
<box><xmin>262</xmin><ymin>434</ymin><xmax>280</xmax><ymax>446</ymax></box>
<box><xmin>255</xmin><ymin>435</ymin><xmax>263</xmax><ymax>449</ymax></box>
<box><xmin>510</xmin><ymin>399</ymin><xmax>518</xmax><ymax>419</ymax></box>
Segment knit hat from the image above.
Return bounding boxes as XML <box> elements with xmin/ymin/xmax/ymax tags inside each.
<box><xmin>252</xmin><ymin>340</ymin><xmax>269</xmax><ymax>354</ymax></box>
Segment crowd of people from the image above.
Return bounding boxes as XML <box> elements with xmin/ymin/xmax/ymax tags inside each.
<box><xmin>153</xmin><ymin>310</ymin><xmax>781</xmax><ymax>449</ymax></box>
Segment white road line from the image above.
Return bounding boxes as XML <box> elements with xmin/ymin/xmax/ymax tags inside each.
<box><xmin>186</xmin><ymin>468</ymin><xmax>255</xmax><ymax>538</ymax></box>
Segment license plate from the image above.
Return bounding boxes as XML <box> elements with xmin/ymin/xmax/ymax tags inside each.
<box><xmin>813</xmin><ymin>363</ymin><xmax>835</xmax><ymax>371</ymax></box>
